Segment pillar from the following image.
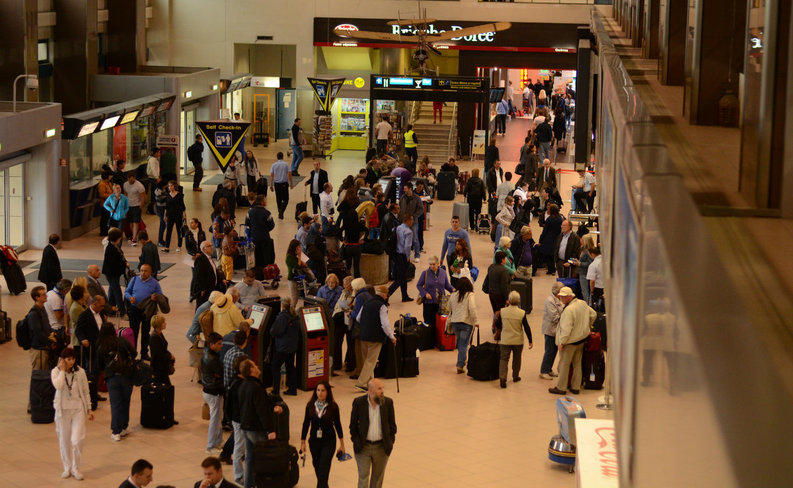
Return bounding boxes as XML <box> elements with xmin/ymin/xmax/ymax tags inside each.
<box><xmin>659</xmin><ymin>0</ymin><xmax>686</xmax><ymax>85</ymax></box>
<box><xmin>53</xmin><ymin>0</ymin><xmax>98</xmax><ymax>114</ymax></box>
<box><xmin>643</xmin><ymin>0</ymin><xmax>661</xmax><ymax>58</ymax></box>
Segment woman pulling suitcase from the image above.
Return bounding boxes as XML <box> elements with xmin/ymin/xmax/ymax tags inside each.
<box><xmin>300</xmin><ymin>381</ymin><xmax>347</xmax><ymax>488</ymax></box>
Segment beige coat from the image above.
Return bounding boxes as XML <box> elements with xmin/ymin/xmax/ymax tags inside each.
<box><xmin>556</xmin><ymin>298</ymin><xmax>596</xmax><ymax>346</ymax></box>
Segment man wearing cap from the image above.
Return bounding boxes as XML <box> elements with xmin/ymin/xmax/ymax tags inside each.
<box><xmin>539</xmin><ymin>282</ymin><xmax>564</xmax><ymax>380</ymax></box>
<box><xmin>548</xmin><ymin>286</ymin><xmax>596</xmax><ymax>395</ymax></box>
<box><xmin>354</xmin><ymin>285</ymin><xmax>396</xmax><ymax>392</ymax></box>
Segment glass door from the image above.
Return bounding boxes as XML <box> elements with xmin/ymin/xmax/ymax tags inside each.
<box><xmin>180</xmin><ymin>106</ymin><xmax>197</xmax><ymax>175</ymax></box>
<box><xmin>0</xmin><ymin>163</ymin><xmax>25</xmax><ymax>247</ymax></box>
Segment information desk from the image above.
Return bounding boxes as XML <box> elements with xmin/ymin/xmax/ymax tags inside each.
<box><xmin>298</xmin><ymin>306</ymin><xmax>331</xmax><ymax>391</ymax></box>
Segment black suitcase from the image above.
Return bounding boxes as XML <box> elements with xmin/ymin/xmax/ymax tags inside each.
<box><xmin>256</xmin><ymin>178</ymin><xmax>269</xmax><ymax>197</ymax></box>
<box><xmin>467</xmin><ymin>329</ymin><xmax>500</xmax><ymax>381</ymax></box>
<box><xmin>509</xmin><ymin>276</ymin><xmax>533</xmax><ymax>314</ymax></box>
<box><xmin>2</xmin><ymin>261</ymin><xmax>27</xmax><ymax>295</ymax></box>
<box><xmin>375</xmin><ymin>339</ymin><xmax>399</xmax><ymax>379</ymax></box>
<box><xmin>582</xmin><ymin>349</ymin><xmax>605</xmax><ymax>390</ymax></box>
<box><xmin>140</xmin><ymin>382</ymin><xmax>175</xmax><ymax>429</ymax></box>
<box><xmin>488</xmin><ymin>198</ymin><xmax>498</xmax><ymax>219</ymax></box>
<box><xmin>30</xmin><ymin>369</ymin><xmax>55</xmax><ymax>423</ymax></box>
<box><xmin>269</xmin><ymin>392</ymin><xmax>290</xmax><ymax>442</ymax></box>
<box><xmin>0</xmin><ymin>310</ymin><xmax>11</xmax><ymax>343</ymax></box>
<box><xmin>254</xmin><ymin>440</ymin><xmax>299</xmax><ymax>488</ymax></box>
<box><xmin>436</xmin><ymin>171</ymin><xmax>457</xmax><ymax>200</ymax></box>
<box><xmin>416</xmin><ymin>323</ymin><xmax>435</xmax><ymax>351</ymax></box>
<box><xmin>326</xmin><ymin>260</ymin><xmax>348</xmax><ymax>279</ymax></box>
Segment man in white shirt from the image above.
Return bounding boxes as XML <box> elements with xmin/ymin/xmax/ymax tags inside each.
<box><xmin>45</xmin><ymin>279</ymin><xmax>71</xmax><ymax>331</ymax></box>
<box><xmin>123</xmin><ymin>173</ymin><xmax>147</xmax><ymax>246</ymax></box>
<box><xmin>573</xmin><ymin>169</ymin><xmax>597</xmax><ymax>214</ymax></box>
<box><xmin>495</xmin><ymin>172</ymin><xmax>515</xmax><ymax>212</ymax></box>
<box><xmin>506</xmin><ymin>80</ymin><xmax>515</xmax><ymax>116</ymax></box>
<box><xmin>375</xmin><ymin>116</ymin><xmax>392</xmax><ymax>155</ymax></box>
<box><xmin>319</xmin><ymin>182</ymin><xmax>335</xmax><ymax>233</ymax></box>
<box><xmin>145</xmin><ymin>148</ymin><xmax>161</xmax><ymax>214</ymax></box>
<box><xmin>586</xmin><ymin>246</ymin><xmax>604</xmax><ymax>308</ymax></box>
<box><xmin>512</xmin><ymin>180</ymin><xmax>529</xmax><ymax>208</ymax></box>
<box><xmin>350</xmin><ymin>378</ymin><xmax>397</xmax><ymax>488</ymax></box>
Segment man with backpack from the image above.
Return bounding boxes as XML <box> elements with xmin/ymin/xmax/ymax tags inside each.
<box><xmin>26</xmin><ymin>286</ymin><xmax>52</xmax><ymax>370</ymax></box>
<box><xmin>187</xmin><ymin>135</ymin><xmax>204</xmax><ymax>191</ymax></box>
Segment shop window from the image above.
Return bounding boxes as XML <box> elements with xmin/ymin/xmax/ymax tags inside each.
<box><xmin>131</xmin><ymin>117</ymin><xmax>150</xmax><ymax>162</ymax></box>
<box><xmin>92</xmin><ymin>129</ymin><xmax>112</xmax><ymax>178</ymax></box>
<box><xmin>154</xmin><ymin>112</ymin><xmax>167</xmax><ymax>143</ymax></box>
<box><xmin>69</xmin><ymin>136</ymin><xmax>90</xmax><ymax>185</ymax></box>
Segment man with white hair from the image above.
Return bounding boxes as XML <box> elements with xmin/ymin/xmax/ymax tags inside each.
<box><xmin>539</xmin><ymin>282</ymin><xmax>564</xmax><ymax>380</ymax></box>
<box><xmin>549</xmin><ymin>287</ymin><xmax>596</xmax><ymax>395</ymax></box>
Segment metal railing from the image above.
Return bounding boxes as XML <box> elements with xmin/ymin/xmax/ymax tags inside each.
<box><xmin>409</xmin><ymin>100</ymin><xmax>422</xmax><ymax>125</ymax></box>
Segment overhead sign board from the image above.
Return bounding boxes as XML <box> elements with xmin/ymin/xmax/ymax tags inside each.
<box><xmin>372</xmin><ymin>76</ymin><xmax>487</xmax><ymax>93</ymax></box>
<box><xmin>195</xmin><ymin>121</ymin><xmax>250</xmax><ymax>171</ymax></box>
<box><xmin>308</xmin><ymin>77</ymin><xmax>346</xmax><ymax>113</ymax></box>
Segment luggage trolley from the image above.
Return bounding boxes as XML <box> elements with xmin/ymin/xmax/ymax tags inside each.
<box><xmin>548</xmin><ymin>395</ymin><xmax>586</xmax><ymax>473</ymax></box>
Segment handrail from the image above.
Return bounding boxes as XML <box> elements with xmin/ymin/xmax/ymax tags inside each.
<box><xmin>409</xmin><ymin>101</ymin><xmax>421</xmax><ymax>125</ymax></box>
<box><xmin>447</xmin><ymin>102</ymin><xmax>458</xmax><ymax>158</ymax></box>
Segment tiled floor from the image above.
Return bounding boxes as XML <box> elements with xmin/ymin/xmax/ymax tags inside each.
<box><xmin>0</xmin><ymin>114</ymin><xmax>612</xmax><ymax>487</ymax></box>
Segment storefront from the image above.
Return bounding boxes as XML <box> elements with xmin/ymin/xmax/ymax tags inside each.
<box><xmin>220</xmin><ymin>73</ymin><xmax>252</xmax><ymax>119</ymax></box>
<box><xmin>314</xmin><ymin>17</ymin><xmax>581</xmax><ymax>155</ymax></box>
<box><xmin>0</xmin><ymin>101</ymin><xmax>62</xmax><ymax>249</ymax></box>
<box><xmin>61</xmin><ymin>93</ymin><xmax>175</xmax><ymax>239</ymax></box>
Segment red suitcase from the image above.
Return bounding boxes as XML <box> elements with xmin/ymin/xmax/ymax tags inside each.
<box><xmin>435</xmin><ymin>314</ymin><xmax>456</xmax><ymax>351</ymax></box>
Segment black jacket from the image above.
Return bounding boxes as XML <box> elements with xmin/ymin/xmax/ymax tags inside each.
<box><xmin>301</xmin><ymin>402</ymin><xmax>343</xmax><ymax>442</ymax></box>
<box><xmin>486</xmin><ymin>167</ymin><xmax>504</xmax><ymax>195</ymax></box>
<box><xmin>201</xmin><ymin>348</ymin><xmax>224</xmax><ymax>395</ymax></box>
<box><xmin>150</xmin><ymin>332</ymin><xmax>172</xmax><ymax>383</ymax></box>
<box><xmin>536</xmin><ymin>166</ymin><xmax>558</xmax><ymax>191</ymax></box>
<box><xmin>349</xmin><ymin>394</ymin><xmax>397</xmax><ymax>455</ymax></box>
<box><xmin>510</xmin><ymin>236</ymin><xmax>535</xmax><ymax>268</ymax></box>
<box><xmin>463</xmin><ymin>176</ymin><xmax>486</xmax><ymax>201</ymax></box>
<box><xmin>75</xmin><ymin>307</ymin><xmax>103</xmax><ymax>346</ymax></box>
<box><xmin>27</xmin><ymin>305</ymin><xmax>50</xmax><ymax>350</ymax></box>
<box><xmin>184</xmin><ymin>229</ymin><xmax>206</xmax><ymax>256</ymax></box>
<box><xmin>102</xmin><ymin>242</ymin><xmax>127</xmax><ymax>278</ymax></box>
<box><xmin>239</xmin><ymin>376</ymin><xmax>276</xmax><ymax>432</ymax></box>
<box><xmin>191</xmin><ymin>253</ymin><xmax>223</xmax><ymax>301</ymax></box>
<box><xmin>483</xmin><ymin>263</ymin><xmax>511</xmax><ymax>297</ymax></box>
<box><xmin>270</xmin><ymin>310</ymin><xmax>299</xmax><ymax>353</ymax></box>
<box><xmin>37</xmin><ymin>245</ymin><xmax>62</xmax><ymax>285</ymax></box>
<box><xmin>138</xmin><ymin>242</ymin><xmax>161</xmax><ymax>274</ymax></box>
<box><xmin>224</xmin><ymin>376</ymin><xmax>244</xmax><ymax>423</ymax></box>
<box><xmin>187</xmin><ymin>141</ymin><xmax>203</xmax><ymax>165</ymax></box>
<box><xmin>305</xmin><ymin>168</ymin><xmax>329</xmax><ymax>195</ymax></box>
<box><xmin>193</xmin><ymin>480</ymin><xmax>236</xmax><ymax>488</ymax></box>
<box><xmin>245</xmin><ymin>206</ymin><xmax>275</xmax><ymax>241</ymax></box>
<box><xmin>484</xmin><ymin>145</ymin><xmax>500</xmax><ymax>175</ymax></box>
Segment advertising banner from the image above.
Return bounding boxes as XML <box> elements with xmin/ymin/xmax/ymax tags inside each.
<box><xmin>308</xmin><ymin>77</ymin><xmax>346</xmax><ymax>113</ymax></box>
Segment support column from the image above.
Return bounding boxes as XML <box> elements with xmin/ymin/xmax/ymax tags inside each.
<box><xmin>107</xmin><ymin>0</ymin><xmax>145</xmax><ymax>72</ymax></box>
<box><xmin>659</xmin><ymin>0</ymin><xmax>686</xmax><ymax>85</ymax></box>
<box><xmin>53</xmin><ymin>0</ymin><xmax>98</xmax><ymax>114</ymax></box>
<box><xmin>643</xmin><ymin>0</ymin><xmax>661</xmax><ymax>58</ymax></box>
<box><xmin>574</xmin><ymin>36</ymin><xmax>593</xmax><ymax>167</ymax></box>
<box><xmin>686</xmin><ymin>0</ymin><xmax>747</xmax><ymax>126</ymax></box>
<box><xmin>0</xmin><ymin>0</ymin><xmax>38</xmax><ymax>101</ymax></box>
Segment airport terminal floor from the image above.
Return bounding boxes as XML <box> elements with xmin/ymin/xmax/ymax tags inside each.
<box><xmin>0</xmin><ymin>115</ymin><xmax>611</xmax><ymax>487</ymax></box>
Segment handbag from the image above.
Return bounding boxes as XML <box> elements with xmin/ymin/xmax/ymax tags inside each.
<box><xmin>132</xmin><ymin>359</ymin><xmax>154</xmax><ymax>386</ymax></box>
<box><xmin>415</xmin><ymin>295</ymin><xmax>424</xmax><ymax>305</ymax></box>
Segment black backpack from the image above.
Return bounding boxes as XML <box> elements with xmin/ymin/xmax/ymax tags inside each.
<box><xmin>536</xmin><ymin>122</ymin><xmax>553</xmax><ymax>142</ymax></box>
<box><xmin>16</xmin><ymin>318</ymin><xmax>30</xmax><ymax>350</ymax></box>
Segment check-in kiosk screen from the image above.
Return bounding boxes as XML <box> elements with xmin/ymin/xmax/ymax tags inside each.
<box><xmin>303</xmin><ymin>310</ymin><xmax>326</xmax><ymax>332</ymax></box>
<box><xmin>249</xmin><ymin>305</ymin><xmax>269</xmax><ymax>331</ymax></box>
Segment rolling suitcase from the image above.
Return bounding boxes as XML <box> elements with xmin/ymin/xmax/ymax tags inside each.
<box><xmin>509</xmin><ymin>276</ymin><xmax>533</xmax><ymax>314</ymax></box>
<box><xmin>398</xmin><ymin>320</ymin><xmax>420</xmax><ymax>378</ymax></box>
<box><xmin>556</xmin><ymin>277</ymin><xmax>582</xmax><ymax>299</ymax></box>
<box><xmin>453</xmin><ymin>202</ymin><xmax>470</xmax><ymax>230</ymax></box>
<box><xmin>488</xmin><ymin>197</ymin><xmax>498</xmax><ymax>219</ymax></box>
<box><xmin>436</xmin><ymin>171</ymin><xmax>457</xmax><ymax>200</ymax></box>
<box><xmin>140</xmin><ymin>382</ymin><xmax>175</xmax><ymax>429</ymax></box>
<box><xmin>435</xmin><ymin>314</ymin><xmax>456</xmax><ymax>351</ymax></box>
<box><xmin>254</xmin><ymin>440</ymin><xmax>299</xmax><ymax>488</ymax></box>
<box><xmin>0</xmin><ymin>310</ymin><xmax>11</xmax><ymax>343</ymax></box>
<box><xmin>1</xmin><ymin>261</ymin><xmax>27</xmax><ymax>295</ymax></box>
<box><xmin>466</xmin><ymin>329</ymin><xmax>500</xmax><ymax>381</ymax></box>
<box><xmin>30</xmin><ymin>369</ymin><xmax>55</xmax><ymax>423</ymax></box>
<box><xmin>582</xmin><ymin>349</ymin><xmax>605</xmax><ymax>390</ymax></box>
<box><xmin>269</xmin><ymin>392</ymin><xmax>291</xmax><ymax>442</ymax></box>
<box><xmin>416</xmin><ymin>322</ymin><xmax>435</xmax><ymax>351</ymax></box>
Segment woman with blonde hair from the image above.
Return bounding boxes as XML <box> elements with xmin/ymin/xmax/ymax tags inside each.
<box><xmin>149</xmin><ymin>314</ymin><xmax>175</xmax><ymax>385</ymax></box>
<box><xmin>495</xmin><ymin>195</ymin><xmax>516</xmax><ymax>247</ymax></box>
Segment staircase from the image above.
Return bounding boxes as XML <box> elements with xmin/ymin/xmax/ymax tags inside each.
<box><xmin>412</xmin><ymin>102</ymin><xmax>457</xmax><ymax>163</ymax></box>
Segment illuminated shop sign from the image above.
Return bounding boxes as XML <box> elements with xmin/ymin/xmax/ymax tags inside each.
<box><xmin>391</xmin><ymin>24</ymin><xmax>495</xmax><ymax>43</ymax></box>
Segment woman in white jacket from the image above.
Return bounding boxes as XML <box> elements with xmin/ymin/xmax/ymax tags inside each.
<box><xmin>494</xmin><ymin>195</ymin><xmax>516</xmax><ymax>247</ymax></box>
<box><xmin>447</xmin><ymin>277</ymin><xmax>479</xmax><ymax>374</ymax></box>
<box><xmin>51</xmin><ymin>347</ymin><xmax>93</xmax><ymax>480</ymax></box>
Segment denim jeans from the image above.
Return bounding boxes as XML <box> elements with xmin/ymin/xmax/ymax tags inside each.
<box><xmin>243</xmin><ymin>429</ymin><xmax>269</xmax><ymax>488</ymax></box>
<box><xmin>540</xmin><ymin>334</ymin><xmax>558</xmax><ymax>374</ymax></box>
<box><xmin>107</xmin><ymin>374</ymin><xmax>133</xmax><ymax>435</ymax></box>
<box><xmin>411</xmin><ymin>221</ymin><xmax>421</xmax><ymax>258</ymax></box>
<box><xmin>452</xmin><ymin>322</ymin><xmax>474</xmax><ymax>368</ymax></box>
<box><xmin>539</xmin><ymin>141</ymin><xmax>551</xmax><ymax>162</ymax></box>
<box><xmin>202</xmin><ymin>392</ymin><xmax>224</xmax><ymax>450</ymax></box>
<box><xmin>579</xmin><ymin>273</ymin><xmax>591</xmax><ymax>304</ymax></box>
<box><xmin>106</xmin><ymin>274</ymin><xmax>125</xmax><ymax>315</ymax></box>
<box><xmin>232</xmin><ymin>421</ymin><xmax>245</xmax><ymax>483</ymax></box>
<box><xmin>290</xmin><ymin>144</ymin><xmax>304</xmax><ymax>172</ymax></box>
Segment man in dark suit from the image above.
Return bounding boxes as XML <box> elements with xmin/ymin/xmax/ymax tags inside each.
<box><xmin>350</xmin><ymin>378</ymin><xmax>397</xmax><ymax>488</ymax></box>
<box><xmin>485</xmin><ymin>160</ymin><xmax>505</xmax><ymax>197</ymax></box>
<box><xmin>75</xmin><ymin>295</ymin><xmax>107</xmax><ymax>406</ymax></box>
<box><xmin>194</xmin><ymin>456</ymin><xmax>236</xmax><ymax>488</ymax></box>
<box><xmin>304</xmin><ymin>159</ymin><xmax>329</xmax><ymax>214</ymax></box>
<box><xmin>191</xmin><ymin>241</ymin><xmax>224</xmax><ymax>310</ymax></box>
<box><xmin>38</xmin><ymin>233</ymin><xmax>62</xmax><ymax>291</ymax></box>
<box><xmin>119</xmin><ymin>459</ymin><xmax>153</xmax><ymax>488</ymax></box>
<box><xmin>536</xmin><ymin>158</ymin><xmax>557</xmax><ymax>204</ymax></box>
<box><xmin>554</xmin><ymin>219</ymin><xmax>582</xmax><ymax>279</ymax></box>
<box><xmin>85</xmin><ymin>264</ymin><xmax>118</xmax><ymax>315</ymax></box>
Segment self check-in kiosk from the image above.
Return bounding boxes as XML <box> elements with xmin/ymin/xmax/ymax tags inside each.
<box><xmin>303</xmin><ymin>295</ymin><xmax>335</xmax><ymax>370</ymax></box>
<box><xmin>298</xmin><ymin>306</ymin><xmax>331</xmax><ymax>391</ymax></box>
<box><xmin>379</xmin><ymin>176</ymin><xmax>396</xmax><ymax>204</ymax></box>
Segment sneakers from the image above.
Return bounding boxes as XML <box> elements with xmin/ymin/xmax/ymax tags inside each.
<box><xmin>539</xmin><ymin>373</ymin><xmax>553</xmax><ymax>380</ymax></box>
<box><xmin>130</xmin><ymin>240</ymin><xmax>137</xmax><ymax>247</ymax></box>
<box><xmin>120</xmin><ymin>428</ymin><xmax>131</xmax><ymax>437</ymax></box>
<box><xmin>548</xmin><ymin>387</ymin><xmax>567</xmax><ymax>395</ymax></box>
<box><xmin>549</xmin><ymin>371</ymin><xmax>559</xmax><ymax>377</ymax></box>
<box><xmin>110</xmin><ymin>433</ymin><xmax>121</xmax><ymax>442</ymax></box>
<box><xmin>412</xmin><ymin>257</ymin><xmax>420</xmax><ymax>264</ymax></box>
<box><xmin>205</xmin><ymin>447</ymin><xmax>223</xmax><ymax>454</ymax></box>
<box><xmin>161</xmin><ymin>248</ymin><xmax>170</xmax><ymax>253</ymax></box>
<box><xmin>175</xmin><ymin>248</ymin><xmax>181</xmax><ymax>253</ymax></box>
<box><xmin>72</xmin><ymin>471</ymin><xmax>84</xmax><ymax>481</ymax></box>
<box><xmin>62</xmin><ymin>471</ymin><xmax>71</xmax><ymax>479</ymax></box>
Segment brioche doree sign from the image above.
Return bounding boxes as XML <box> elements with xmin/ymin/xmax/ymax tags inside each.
<box><xmin>195</xmin><ymin>121</ymin><xmax>250</xmax><ymax>171</ymax></box>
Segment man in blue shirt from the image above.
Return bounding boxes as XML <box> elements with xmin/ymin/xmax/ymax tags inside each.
<box><xmin>440</xmin><ymin>216</ymin><xmax>472</xmax><ymax>268</ymax></box>
<box><xmin>124</xmin><ymin>264</ymin><xmax>164</xmax><ymax>360</ymax></box>
<box><xmin>495</xmin><ymin>98</ymin><xmax>508</xmax><ymax>135</ymax></box>
<box><xmin>269</xmin><ymin>152</ymin><xmax>293</xmax><ymax>220</ymax></box>
<box><xmin>387</xmin><ymin>215</ymin><xmax>414</xmax><ymax>302</ymax></box>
